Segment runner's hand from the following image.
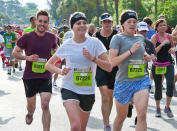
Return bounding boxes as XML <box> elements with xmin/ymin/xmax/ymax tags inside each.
<box><xmin>61</xmin><ymin>67</ymin><xmax>71</xmax><ymax>75</ymax></box>
<box><xmin>168</xmin><ymin>47</ymin><xmax>175</xmax><ymax>55</ymax></box>
<box><xmin>25</xmin><ymin>54</ymin><xmax>39</xmax><ymax>62</ymax></box>
<box><xmin>161</xmin><ymin>39</ymin><xmax>169</xmax><ymax>47</ymax></box>
<box><xmin>130</xmin><ymin>42</ymin><xmax>141</xmax><ymax>54</ymax></box>
<box><xmin>144</xmin><ymin>53</ymin><xmax>151</xmax><ymax>62</ymax></box>
<box><xmin>83</xmin><ymin>48</ymin><xmax>94</xmax><ymax>61</ymax></box>
<box><xmin>151</xmin><ymin>54</ymin><xmax>157</xmax><ymax>62</ymax></box>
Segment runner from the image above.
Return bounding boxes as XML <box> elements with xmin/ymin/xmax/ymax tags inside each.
<box><xmin>173</xmin><ymin>25</ymin><xmax>177</xmax><ymax>96</ymax></box>
<box><xmin>158</xmin><ymin>15</ymin><xmax>172</xmax><ymax>34</ymax></box>
<box><xmin>51</xmin><ymin>27</ymin><xmax>62</xmax><ymax>87</ymax></box>
<box><xmin>131</xmin><ymin>21</ymin><xmax>157</xmax><ymax>125</ymax></box>
<box><xmin>151</xmin><ymin>19</ymin><xmax>175</xmax><ymax>118</ymax></box>
<box><xmin>12</xmin><ymin>10</ymin><xmax>58</xmax><ymax>131</ymax></box>
<box><xmin>23</xmin><ymin>16</ymin><xmax>36</xmax><ymax>33</ymax></box>
<box><xmin>0</xmin><ymin>34</ymin><xmax>5</xmax><ymax>68</ymax></box>
<box><xmin>58</xmin><ymin>19</ymin><xmax>68</xmax><ymax>34</ymax></box>
<box><xmin>15</xmin><ymin>26</ymin><xmax>23</xmax><ymax>71</ymax></box>
<box><xmin>88</xmin><ymin>23</ymin><xmax>96</xmax><ymax>36</ymax></box>
<box><xmin>59</xmin><ymin>25</ymin><xmax>70</xmax><ymax>39</ymax></box>
<box><xmin>45</xmin><ymin>12</ymin><xmax>112</xmax><ymax>131</ymax></box>
<box><xmin>3</xmin><ymin>25</ymin><xmax>17</xmax><ymax>75</ymax></box>
<box><xmin>109</xmin><ymin>10</ymin><xmax>151</xmax><ymax>131</ymax></box>
<box><xmin>143</xmin><ymin>17</ymin><xmax>156</xmax><ymax>40</ymax></box>
<box><xmin>137</xmin><ymin>21</ymin><xmax>157</xmax><ymax>93</ymax></box>
<box><xmin>0</xmin><ymin>25</ymin><xmax>7</xmax><ymax>36</ymax></box>
<box><xmin>93</xmin><ymin>12</ymin><xmax>118</xmax><ymax>131</ymax></box>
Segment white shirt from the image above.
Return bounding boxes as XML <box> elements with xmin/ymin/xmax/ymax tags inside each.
<box><xmin>0</xmin><ymin>34</ymin><xmax>4</xmax><ymax>44</ymax></box>
<box><xmin>55</xmin><ymin>36</ymin><xmax>107</xmax><ymax>94</ymax></box>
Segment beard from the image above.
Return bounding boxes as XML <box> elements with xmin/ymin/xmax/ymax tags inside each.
<box><xmin>37</xmin><ymin>26</ymin><xmax>46</xmax><ymax>33</ymax></box>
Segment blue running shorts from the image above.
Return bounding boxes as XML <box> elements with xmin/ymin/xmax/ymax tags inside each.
<box><xmin>114</xmin><ymin>77</ymin><xmax>150</xmax><ymax>104</ymax></box>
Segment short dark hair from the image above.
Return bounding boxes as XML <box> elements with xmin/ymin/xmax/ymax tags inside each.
<box><xmin>143</xmin><ymin>17</ymin><xmax>153</xmax><ymax>26</ymax></box>
<box><xmin>36</xmin><ymin>10</ymin><xmax>49</xmax><ymax>21</ymax></box>
<box><xmin>6</xmin><ymin>24</ymin><xmax>12</xmax><ymax>29</ymax></box>
<box><xmin>30</xmin><ymin>16</ymin><xmax>36</xmax><ymax>22</ymax></box>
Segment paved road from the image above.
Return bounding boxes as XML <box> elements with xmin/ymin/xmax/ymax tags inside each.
<box><xmin>0</xmin><ymin>61</ymin><xmax>177</xmax><ymax>131</ymax></box>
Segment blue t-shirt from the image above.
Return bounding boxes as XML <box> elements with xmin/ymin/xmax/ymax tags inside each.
<box><xmin>146</xmin><ymin>28</ymin><xmax>156</xmax><ymax>40</ymax></box>
<box><xmin>0</xmin><ymin>31</ymin><xmax>6</xmax><ymax>36</ymax></box>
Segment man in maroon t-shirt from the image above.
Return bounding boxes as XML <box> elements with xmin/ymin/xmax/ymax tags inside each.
<box><xmin>12</xmin><ymin>10</ymin><xmax>57</xmax><ymax>130</ymax></box>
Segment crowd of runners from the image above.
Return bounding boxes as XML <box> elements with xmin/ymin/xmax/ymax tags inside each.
<box><xmin>0</xmin><ymin>9</ymin><xmax>177</xmax><ymax>131</ymax></box>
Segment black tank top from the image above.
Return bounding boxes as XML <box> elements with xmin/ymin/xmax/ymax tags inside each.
<box><xmin>155</xmin><ymin>33</ymin><xmax>173</xmax><ymax>63</ymax></box>
<box><xmin>96</xmin><ymin>30</ymin><xmax>117</xmax><ymax>50</ymax></box>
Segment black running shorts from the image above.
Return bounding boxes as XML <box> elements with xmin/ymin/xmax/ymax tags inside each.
<box><xmin>61</xmin><ymin>88</ymin><xmax>95</xmax><ymax>112</ymax></box>
<box><xmin>23</xmin><ymin>78</ymin><xmax>52</xmax><ymax>98</ymax></box>
<box><xmin>95</xmin><ymin>66</ymin><xmax>118</xmax><ymax>90</ymax></box>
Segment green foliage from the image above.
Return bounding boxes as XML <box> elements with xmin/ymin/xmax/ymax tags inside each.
<box><xmin>158</xmin><ymin>0</ymin><xmax>177</xmax><ymax>27</ymax></box>
<box><xmin>0</xmin><ymin>0</ymin><xmax>38</xmax><ymax>25</ymax></box>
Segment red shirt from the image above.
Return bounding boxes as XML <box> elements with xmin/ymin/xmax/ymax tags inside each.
<box><xmin>15</xmin><ymin>31</ymin><xmax>23</xmax><ymax>36</ymax></box>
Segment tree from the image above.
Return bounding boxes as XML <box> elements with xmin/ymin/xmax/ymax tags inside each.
<box><xmin>135</xmin><ymin>0</ymin><xmax>139</xmax><ymax>13</ymax></box>
<box><xmin>155</xmin><ymin>0</ymin><xmax>157</xmax><ymax>20</ymax></box>
<box><xmin>96</xmin><ymin>0</ymin><xmax>100</xmax><ymax>26</ymax></box>
<box><xmin>26</xmin><ymin>2</ymin><xmax>38</xmax><ymax>10</ymax></box>
<box><xmin>103</xmin><ymin>0</ymin><xmax>107</xmax><ymax>12</ymax></box>
<box><xmin>48</xmin><ymin>0</ymin><xmax>62</xmax><ymax>20</ymax></box>
<box><xmin>0</xmin><ymin>13</ymin><xmax>10</xmax><ymax>26</ymax></box>
<box><xmin>114</xmin><ymin>0</ymin><xmax>119</xmax><ymax>24</ymax></box>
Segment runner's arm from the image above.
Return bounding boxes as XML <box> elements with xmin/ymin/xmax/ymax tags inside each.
<box><xmin>12</xmin><ymin>46</ymin><xmax>39</xmax><ymax>61</ymax></box>
<box><xmin>109</xmin><ymin>48</ymin><xmax>131</xmax><ymax>67</ymax></box>
<box><xmin>94</xmin><ymin>52</ymin><xmax>112</xmax><ymax>72</ymax></box>
<box><xmin>12</xmin><ymin>46</ymin><xmax>26</xmax><ymax>60</ymax></box>
<box><xmin>82</xmin><ymin>47</ymin><xmax>112</xmax><ymax>72</ymax></box>
<box><xmin>45</xmin><ymin>55</ymin><xmax>70</xmax><ymax>75</ymax></box>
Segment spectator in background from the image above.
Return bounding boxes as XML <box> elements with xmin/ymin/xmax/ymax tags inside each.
<box><xmin>15</xmin><ymin>26</ymin><xmax>23</xmax><ymax>37</ymax></box>
<box><xmin>159</xmin><ymin>15</ymin><xmax>172</xmax><ymax>34</ymax></box>
<box><xmin>88</xmin><ymin>23</ymin><xmax>96</xmax><ymax>36</ymax></box>
<box><xmin>0</xmin><ymin>25</ymin><xmax>7</xmax><ymax>36</ymax></box>
<box><xmin>59</xmin><ymin>25</ymin><xmax>70</xmax><ymax>40</ymax></box>
<box><xmin>143</xmin><ymin>17</ymin><xmax>156</xmax><ymax>40</ymax></box>
<box><xmin>58</xmin><ymin>19</ymin><xmax>68</xmax><ymax>34</ymax></box>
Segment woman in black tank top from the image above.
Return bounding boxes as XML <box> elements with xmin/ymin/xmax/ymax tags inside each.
<box><xmin>151</xmin><ymin>19</ymin><xmax>175</xmax><ymax>118</ymax></box>
<box><xmin>93</xmin><ymin>13</ymin><xmax>118</xmax><ymax>130</ymax></box>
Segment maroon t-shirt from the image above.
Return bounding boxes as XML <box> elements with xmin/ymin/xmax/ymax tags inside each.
<box><xmin>17</xmin><ymin>31</ymin><xmax>57</xmax><ymax>79</ymax></box>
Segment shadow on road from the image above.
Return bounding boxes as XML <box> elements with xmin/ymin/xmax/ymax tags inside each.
<box><xmin>7</xmin><ymin>75</ymin><xmax>21</xmax><ymax>81</ymax></box>
<box><xmin>161</xmin><ymin>117</ymin><xmax>177</xmax><ymax>130</ymax></box>
<box><xmin>0</xmin><ymin>90</ymin><xmax>11</xmax><ymax>97</ymax></box>
<box><xmin>87</xmin><ymin>116</ymin><xmax>103</xmax><ymax>129</ymax></box>
<box><xmin>130</xmin><ymin>125</ymin><xmax>160</xmax><ymax>131</ymax></box>
<box><xmin>0</xmin><ymin>117</ymin><xmax>15</xmax><ymax>125</ymax></box>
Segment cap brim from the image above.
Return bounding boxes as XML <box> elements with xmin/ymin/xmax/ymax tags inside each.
<box><xmin>138</xmin><ymin>28</ymin><xmax>149</xmax><ymax>31</ymax></box>
<box><xmin>101</xmin><ymin>18</ymin><xmax>113</xmax><ymax>21</ymax></box>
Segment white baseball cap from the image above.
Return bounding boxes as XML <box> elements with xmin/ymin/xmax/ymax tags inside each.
<box><xmin>137</xmin><ymin>22</ymin><xmax>149</xmax><ymax>31</ymax></box>
<box><xmin>101</xmin><ymin>14</ymin><xmax>113</xmax><ymax>21</ymax></box>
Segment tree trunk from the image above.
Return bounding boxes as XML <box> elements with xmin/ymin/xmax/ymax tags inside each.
<box><xmin>104</xmin><ymin>0</ymin><xmax>107</xmax><ymax>12</ymax></box>
<box><xmin>114</xmin><ymin>0</ymin><xmax>119</xmax><ymax>25</ymax></box>
<box><xmin>96</xmin><ymin>0</ymin><xmax>99</xmax><ymax>26</ymax></box>
<box><xmin>155</xmin><ymin>0</ymin><xmax>157</xmax><ymax>20</ymax></box>
<box><xmin>135</xmin><ymin>0</ymin><xmax>139</xmax><ymax>13</ymax></box>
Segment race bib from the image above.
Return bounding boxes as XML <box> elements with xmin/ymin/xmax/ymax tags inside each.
<box><xmin>6</xmin><ymin>42</ymin><xmax>12</xmax><ymax>48</ymax></box>
<box><xmin>6</xmin><ymin>36</ymin><xmax>12</xmax><ymax>48</ymax></box>
<box><xmin>32</xmin><ymin>58</ymin><xmax>47</xmax><ymax>73</ymax></box>
<box><xmin>73</xmin><ymin>67</ymin><xmax>92</xmax><ymax>86</ymax></box>
<box><xmin>128</xmin><ymin>60</ymin><xmax>145</xmax><ymax>78</ymax></box>
<box><xmin>155</xmin><ymin>66</ymin><xmax>167</xmax><ymax>75</ymax></box>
